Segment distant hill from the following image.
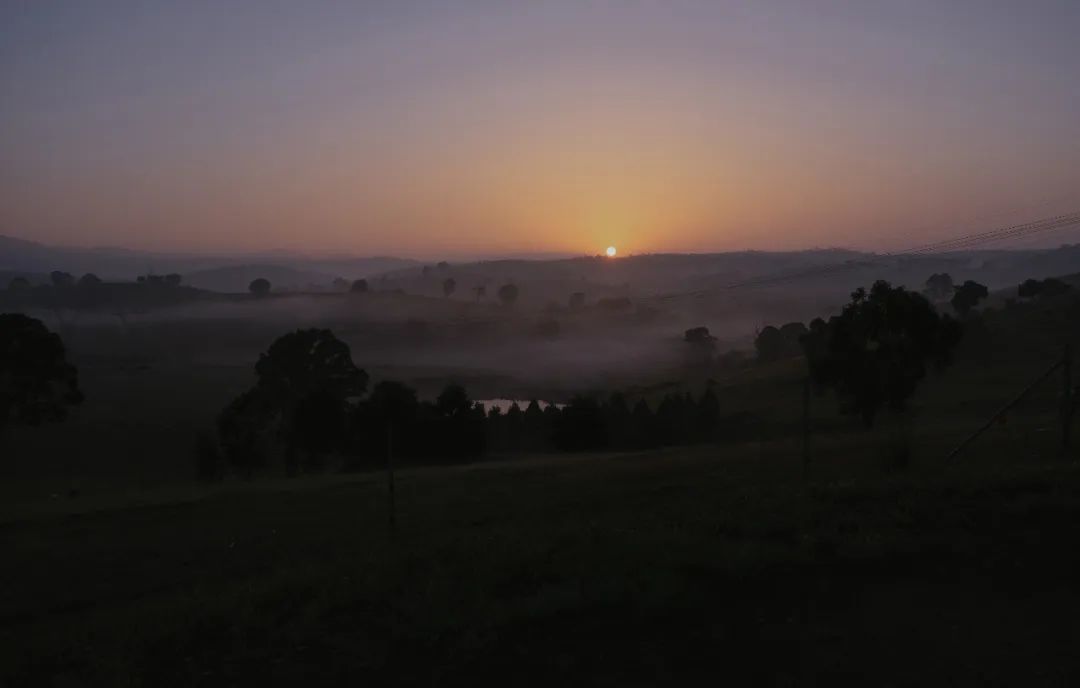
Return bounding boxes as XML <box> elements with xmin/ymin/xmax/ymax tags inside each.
<box><xmin>184</xmin><ymin>264</ymin><xmax>342</xmax><ymax>293</ymax></box>
<box><xmin>0</xmin><ymin>235</ymin><xmax>418</xmax><ymax>287</ymax></box>
<box><xmin>4</xmin><ymin>233</ymin><xmax>1078</xmax><ymax>301</ymax></box>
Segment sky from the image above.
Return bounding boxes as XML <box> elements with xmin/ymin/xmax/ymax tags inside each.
<box><xmin>2</xmin><ymin>0</ymin><xmax>1079</xmax><ymax>258</ymax></box>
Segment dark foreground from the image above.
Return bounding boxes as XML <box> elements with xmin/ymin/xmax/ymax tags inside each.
<box><xmin>3</xmin><ymin>439</ymin><xmax>1080</xmax><ymax>687</ymax></box>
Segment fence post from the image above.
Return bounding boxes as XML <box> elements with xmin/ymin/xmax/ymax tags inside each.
<box><xmin>387</xmin><ymin>423</ymin><xmax>397</xmax><ymax>533</ymax></box>
<box><xmin>802</xmin><ymin>377</ymin><xmax>811</xmax><ymax>481</ymax></box>
<box><xmin>1063</xmin><ymin>344</ymin><xmax>1074</xmax><ymax>457</ymax></box>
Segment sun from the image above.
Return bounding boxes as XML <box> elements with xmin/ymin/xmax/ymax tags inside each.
<box><xmin>605</xmin><ymin>246</ymin><xmax>617</xmax><ymax>257</ymax></box>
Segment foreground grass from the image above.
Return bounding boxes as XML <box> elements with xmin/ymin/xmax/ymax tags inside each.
<box><xmin>4</xmin><ymin>438</ymin><xmax>1080</xmax><ymax>686</ymax></box>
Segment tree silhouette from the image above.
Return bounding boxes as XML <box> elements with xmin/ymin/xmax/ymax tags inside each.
<box><xmin>1018</xmin><ymin>278</ymin><xmax>1070</xmax><ymax>299</ymax></box>
<box><xmin>800</xmin><ymin>281</ymin><xmax>963</xmax><ymax>427</ymax></box>
<box><xmin>78</xmin><ymin>273</ymin><xmax>102</xmax><ymax>287</ymax></box>
<box><xmin>8</xmin><ymin>277</ymin><xmax>30</xmax><ymax>292</ymax></box>
<box><xmin>925</xmin><ymin>273</ymin><xmax>954</xmax><ymax>300</ymax></box>
<box><xmin>223</xmin><ymin>329</ymin><xmax>368</xmax><ymax>473</ymax></box>
<box><xmin>756</xmin><ymin>322</ymin><xmax>808</xmax><ymax>362</ymax></box>
<box><xmin>255</xmin><ymin>329</ymin><xmax>368</xmax><ymax>405</ymax></box>
<box><xmin>0</xmin><ymin>313</ymin><xmax>83</xmax><ymax>432</ymax></box>
<box><xmin>436</xmin><ymin>384</ymin><xmax>471</xmax><ymax>417</ymax></box>
<box><xmin>553</xmin><ymin>395</ymin><xmax>606</xmax><ymax>451</ymax></box>
<box><xmin>50</xmin><ymin>271</ymin><xmax>75</xmax><ymax>287</ymax></box>
<box><xmin>443</xmin><ymin>277</ymin><xmax>457</xmax><ymax>298</ymax></box>
<box><xmin>350</xmin><ymin>279</ymin><xmax>369</xmax><ymax>293</ymax></box>
<box><xmin>217</xmin><ymin>389</ymin><xmax>273</xmax><ymax>474</ymax></box>
<box><xmin>754</xmin><ymin>326</ymin><xmax>786</xmax><ymax>362</ymax></box>
<box><xmin>684</xmin><ymin>326</ymin><xmax>717</xmax><ymax>365</ymax></box>
<box><xmin>779</xmin><ymin>322</ymin><xmax>808</xmax><ymax>343</ymax></box>
<box><xmin>164</xmin><ymin>273</ymin><xmax>182</xmax><ymax>287</ymax></box>
<box><xmin>951</xmin><ymin>280</ymin><xmax>989</xmax><ymax>316</ymax></box>
<box><xmin>249</xmin><ymin>278</ymin><xmax>271</xmax><ymax>297</ymax></box>
<box><xmin>696</xmin><ymin>385</ymin><xmax>720</xmax><ymax>442</ymax></box>
<box><xmin>364</xmin><ymin>380</ymin><xmax>420</xmax><ymax>462</ymax></box>
<box><xmin>497</xmin><ymin>283</ymin><xmax>519</xmax><ymax>306</ymax></box>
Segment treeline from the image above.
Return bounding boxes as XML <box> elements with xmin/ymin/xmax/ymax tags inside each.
<box><xmin>206</xmin><ymin>328</ymin><xmax>740</xmax><ymax>479</ymax></box>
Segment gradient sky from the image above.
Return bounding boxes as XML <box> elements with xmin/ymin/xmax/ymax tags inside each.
<box><xmin>2</xmin><ymin>1</ymin><xmax>1079</xmax><ymax>258</ymax></box>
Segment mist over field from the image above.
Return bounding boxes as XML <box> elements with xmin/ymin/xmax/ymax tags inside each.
<box><xmin>5</xmin><ymin>1</ymin><xmax>1080</xmax><ymax>685</ymax></box>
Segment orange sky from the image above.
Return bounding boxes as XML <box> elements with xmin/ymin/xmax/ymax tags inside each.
<box><xmin>3</xmin><ymin>2</ymin><xmax>1079</xmax><ymax>257</ymax></box>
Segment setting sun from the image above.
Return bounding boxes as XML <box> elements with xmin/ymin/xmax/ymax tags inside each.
<box><xmin>606</xmin><ymin>246</ymin><xmax>617</xmax><ymax>257</ymax></box>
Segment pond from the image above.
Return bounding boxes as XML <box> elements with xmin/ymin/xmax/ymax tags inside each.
<box><xmin>476</xmin><ymin>398</ymin><xmax>564</xmax><ymax>413</ymax></box>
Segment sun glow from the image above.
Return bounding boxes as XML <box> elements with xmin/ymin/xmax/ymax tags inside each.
<box><xmin>606</xmin><ymin>246</ymin><xmax>617</xmax><ymax>257</ymax></box>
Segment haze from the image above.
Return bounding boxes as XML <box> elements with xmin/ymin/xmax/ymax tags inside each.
<box><xmin>2</xmin><ymin>1</ymin><xmax>1079</xmax><ymax>257</ymax></box>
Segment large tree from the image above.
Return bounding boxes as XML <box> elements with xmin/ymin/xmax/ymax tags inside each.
<box><xmin>221</xmin><ymin>329</ymin><xmax>367</xmax><ymax>473</ymax></box>
<box><xmin>800</xmin><ymin>281</ymin><xmax>962</xmax><ymax>427</ymax></box>
<box><xmin>925</xmin><ymin>273</ymin><xmax>954</xmax><ymax>301</ymax></box>
<box><xmin>951</xmin><ymin>280</ymin><xmax>989</xmax><ymax>316</ymax></box>
<box><xmin>0</xmin><ymin>313</ymin><xmax>83</xmax><ymax>432</ymax></box>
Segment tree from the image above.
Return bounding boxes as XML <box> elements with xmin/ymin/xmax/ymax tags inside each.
<box><xmin>78</xmin><ymin>273</ymin><xmax>102</xmax><ymax>287</ymax></box>
<box><xmin>925</xmin><ymin>273</ymin><xmax>954</xmax><ymax>300</ymax></box>
<box><xmin>951</xmin><ymin>280</ymin><xmax>989</xmax><ymax>316</ymax></box>
<box><xmin>473</xmin><ymin>285</ymin><xmax>487</xmax><ymax>301</ymax></box>
<box><xmin>756</xmin><ymin>322</ymin><xmax>807</xmax><ymax>362</ymax></box>
<box><xmin>0</xmin><ymin>313</ymin><xmax>83</xmax><ymax>432</ymax></box>
<box><xmin>497</xmin><ymin>283</ymin><xmax>519</xmax><ymax>306</ymax></box>
<box><xmin>217</xmin><ymin>389</ymin><xmax>274</xmax><ymax>474</ymax></box>
<box><xmin>696</xmin><ymin>386</ymin><xmax>720</xmax><ymax>442</ymax></box>
<box><xmin>254</xmin><ymin>329</ymin><xmax>368</xmax><ymax>405</ymax></box>
<box><xmin>1018</xmin><ymin>278</ymin><xmax>1070</xmax><ymax>299</ymax></box>
<box><xmin>350</xmin><ymin>279</ymin><xmax>369</xmax><ymax>293</ymax></box>
<box><xmin>222</xmin><ymin>328</ymin><xmax>367</xmax><ymax>473</ymax></box>
<box><xmin>553</xmin><ymin>395</ymin><xmax>607</xmax><ymax>451</ymax></box>
<box><xmin>443</xmin><ymin>277</ymin><xmax>457</xmax><ymax>298</ymax></box>
<box><xmin>754</xmin><ymin>325</ymin><xmax>786</xmax><ymax>362</ymax></box>
<box><xmin>249</xmin><ymin>278</ymin><xmax>271</xmax><ymax>297</ymax></box>
<box><xmin>779</xmin><ymin>322</ymin><xmax>808</xmax><ymax>343</ymax></box>
<box><xmin>164</xmin><ymin>273</ymin><xmax>182</xmax><ymax>287</ymax></box>
<box><xmin>684</xmin><ymin>326</ymin><xmax>717</xmax><ymax>366</ymax></box>
<box><xmin>800</xmin><ymin>281</ymin><xmax>963</xmax><ymax>427</ymax></box>
<box><xmin>50</xmin><ymin>271</ymin><xmax>75</xmax><ymax>288</ymax></box>
<box><xmin>8</xmin><ymin>277</ymin><xmax>30</xmax><ymax>292</ymax></box>
<box><xmin>435</xmin><ymin>383</ymin><xmax>471</xmax><ymax>417</ymax></box>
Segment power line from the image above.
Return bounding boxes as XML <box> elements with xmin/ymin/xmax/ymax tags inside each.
<box><xmin>654</xmin><ymin>210</ymin><xmax>1080</xmax><ymax>299</ymax></box>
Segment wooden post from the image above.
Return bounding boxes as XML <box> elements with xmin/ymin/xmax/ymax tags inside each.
<box><xmin>801</xmin><ymin>377</ymin><xmax>811</xmax><ymax>481</ymax></box>
<box><xmin>387</xmin><ymin>423</ymin><xmax>396</xmax><ymax>533</ymax></box>
<box><xmin>1063</xmin><ymin>344</ymin><xmax>1073</xmax><ymax>457</ymax></box>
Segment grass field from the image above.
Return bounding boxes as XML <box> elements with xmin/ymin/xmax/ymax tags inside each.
<box><xmin>5</xmin><ymin>438</ymin><xmax>1080</xmax><ymax>686</ymax></box>
<box><xmin>3</xmin><ymin>296</ymin><xmax>1079</xmax><ymax>686</ymax></box>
